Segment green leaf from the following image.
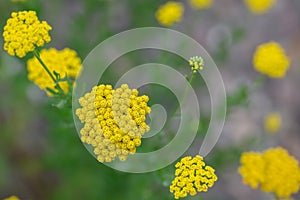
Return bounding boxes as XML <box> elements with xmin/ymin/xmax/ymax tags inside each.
<box><xmin>46</xmin><ymin>87</ymin><xmax>58</xmax><ymax>95</ymax></box>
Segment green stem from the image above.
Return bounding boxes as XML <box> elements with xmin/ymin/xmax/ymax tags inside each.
<box><xmin>249</xmin><ymin>74</ymin><xmax>266</xmax><ymax>93</ymax></box>
<box><xmin>33</xmin><ymin>50</ymin><xmax>56</xmax><ymax>83</ymax></box>
<box><xmin>33</xmin><ymin>49</ymin><xmax>64</xmax><ymax>94</ymax></box>
<box><xmin>164</xmin><ymin>72</ymin><xmax>195</xmax><ymax>131</ymax></box>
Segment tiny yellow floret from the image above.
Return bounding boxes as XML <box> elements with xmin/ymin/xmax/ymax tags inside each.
<box><xmin>264</xmin><ymin>112</ymin><xmax>281</xmax><ymax>133</ymax></box>
<box><xmin>170</xmin><ymin>155</ymin><xmax>218</xmax><ymax>199</ymax></box>
<box><xmin>155</xmin><ymin>1</ymin><xmax>184</xmax><ymax>27</ymax></box>
<box><xmin>3</xmin><ymin>11</ymin><xmax>52</xmax><ymax>58</ymax></box>
<box><xmin>189</xmin><ymin>56</ymin><xmax>204</xmax><ymax>73</ymax></box>
<box><xmin>244</xmin><ymin>0</ymin><xmax>276</xmax><ymax>15</ymax></box>
<box><xmin>253</xmin><ymin>42</ymin><xmax>290</xmax><ymax>78</ymax></box>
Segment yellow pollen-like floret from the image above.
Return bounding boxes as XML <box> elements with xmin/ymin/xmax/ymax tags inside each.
<box><xmin>155</xmin><ymin>1</ymin><xmax>184</xmax><ymax>27</ymax></box>
<box><xmin>3</xmin><ymin>10</ymin><xmax>52</xmax><ymax>58</ymax></box>
<box><xmin>238</xmin><ymin>147</ymin><xmax>300</xmax><ymax>198</ymax></box>
<box><xmin>27</xmin><ymin>48</ymin><xmax>82</xmax><ymax>96</ymax></box>
<box><xmin>76</xmin><ymin>84</ymin><xmax>151</xmax><ymax>163</ymax></box>
<box><xmin>264</xmin><ymin>112</ymin><xmax>281</xmax><ymax>133</ymax></box>
<box><xmin>253</xmin><ymin>42</ymin><xmax>290</xmax><ymax>78</ymax></box>
<box><xmin>170</xmin><ymin>155</ymin><xmax>218</xmax><ymax>199</ymax></box>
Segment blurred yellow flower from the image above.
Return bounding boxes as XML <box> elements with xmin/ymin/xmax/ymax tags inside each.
<box><xmin>155</xmin><ymin>1</ymin><xmax>184</xmax><ymax>27</ymax></box>
<box><xmin>253</xmin><ymin>42</ymin><xmax>290</xmax><ymax>78</ymax></box>
<box><xmin>4</xmin><ymin>196</ymin><xmax>20</xmax><ymax>200</ymax></box>
<box><xmin>76</xmin><ymin>84</ymin><xmax>151</xmax><ymax>163</ymax></box>
<box><xmin>3</xmin><ymin>11</ymin><xmax>52</xmax><ymax>58</ymax></box>
<box><xmin>239</xmin><ymin>151</ymin><xmax>266</xmax><ymax>189</ymax></box>
<box><xmin>239</xmin><ymin>147</ymin><xmax>300</xmax><ymax>199</ymax></box>
<box><xmin>264</xmin><ymin>112</ymin><xmax>281</xmax><ymax>133</ymax></box>
<box><xmin>244</xmin><ymin>0</ymin><xmax>276</xmax><ymax>15</ymax></box>
<box><xmin>170</xmin><ymin>155</ymin><xmax>218</xmax><ymax>199</ymax></box>
<box><xmin>189</xmin><ymin>0</ymin><xmax>213</xmax><ymax>9</ymax></box>
<box><xmin>27</xmin><ymin>48</ymin><xmax>82</xmax><ymax>96</ymax></box>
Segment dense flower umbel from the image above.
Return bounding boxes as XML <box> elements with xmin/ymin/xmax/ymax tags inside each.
<box><xmin>253</xmin><ymin>42</ymin><xmax>290</xmax><ymax>78</ymax></box>
<box><xmin>155</xmin><ymin>1</ymin><xmax>184</xmax><ymax>27</ymax></box>
<box><xmin>264</xmin><ymin>112</ymin><xmax>281</xmax><ymax>133</ymax></box>
<box><xmin>244</xmin><ymin>0</ymin><xmax>276</xmax><ymax>15</ymax></box>
<box><xmin>3</xmin><ymin>11</ymin><xmax>52</xmax><ymax>58</ymax></box>
<box><xmin>170</xmin><ymin>155</ymin><xmax>218</xmax><ymax>199</ymax></box>
<box><xmin>189</xmin><ymin>56</ymin><xmax>204</xmax><ymax>73</ymax></box>
<box><xmin>76</xmin><ymin>84</ymin><xmax>151</xmax><ymax>162</ymax></box>
<box><xmin>189</xmin><ymin>0</ymin><xmax>213</xmax><ymax>9</ymax></box>
<box><xmin>27</xmin><ymin>48</ymin><xmax>82</xmax><ymax>96</ymax></box>
<box><xmin>239</xmin><ymin>147</ymin><xmax>300</xmax><ymax>198</ymax></box>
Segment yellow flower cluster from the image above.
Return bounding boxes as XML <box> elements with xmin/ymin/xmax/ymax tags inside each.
<box><xmin>189</xmin><ymin>0</ymin><xmax>213</xmax><ymax>9</ymax></box>
<box><xmin>239</xmin><ymin>147</ymin><xmax>300</xmax><ymax>198</ymax></box>
<box><xmin>3</xmin><ymin>11</ymin><xmax>52</xmax><ymax>58</ymax></box>
<box><xmin>253</xmin><ymin>42</ymin><xmax>290</xmax><ymax>78</ymax></box>
<box><xmin>155</xmin><ymin>1</ymin><xmax>184</xmax><ymax>27</ymax></box>
<box><xmin>189</xmin><ymin>56</ymin><xmax>204</xmax><ymax>73</ymax></box>
<box><xmin>244</xmin><ymin>0</ymin><xmax>276</xmax><ymax>15</ymax></box>
<box><xmin>170</xmin><ymin>155</ymin><xmax>218</xmax><ymax>199</ymax></box>
<box><xmin>76</xmin><ymin>84</ymin><xmax>151</xmax><ymax>163</ymax></box>
<box><xmin>4</xmin><ymin>196</ymin><xmax>20</xmax><ymax>200</ymax></box>
<box><xmin>264</xmin><ymin>112</ymin><xmax>281</xmax><ymax>133</ymax></box>
<box><xmin>27</xmin><ymin>48</ymin><xmax>82</xmax><ymax>96</ymax></box>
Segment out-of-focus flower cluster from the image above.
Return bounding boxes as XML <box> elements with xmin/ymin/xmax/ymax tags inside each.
<box><xmin>76</xmin><ymin>84</ymin><xmax>151</xmax><ymax>163</ymax></box>
<box><xmin>264</xmin><ymin>112</ymin><xmax>281</xmax><ymax>133</ymax></box>
<box><xmin>155</xmin><ymin>1</ymin><xmax>184</xmax><ymax>27</ymax></box>
<box><xmin>3</xmin><ymin>11</ymin><xmax>52</xmax><ymax>58</ymax></box>
<box><xmin>4</xmin><ymin>196</ymin><xmax>20</xmax><ymax>200</ymax></box>
<box><xmin>239</xmin><ymin>147</ymin><xmax>300</xmax><ymax>199</ymax></box>
<box><xmin>27</xmin><ymin>48</ymin><xmax>82</xmax><ymax>96</ymax></box>
<box><xmin>244</xmin><ymin>0</ymin><xmax>276</xmax><ymax>15</ymax></box>
<box><xmin>170</xmin><ymin>155</ymin><xmax>218</xmax><ymax>199</ymax></box>
<box><xmin>253</xmin><ymin>42</ymin><xmax>290</xmax><ymax>78</ymax></box>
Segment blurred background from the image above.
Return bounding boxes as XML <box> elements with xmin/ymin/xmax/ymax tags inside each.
<box><xmin>0</xmin><ymin>0</ymin><xmax>300</xmax><ymax>199</ymax></box>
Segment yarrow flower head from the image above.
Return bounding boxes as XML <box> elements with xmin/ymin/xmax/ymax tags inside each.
<box><xmin>27</xmin><ymin>48</ymin><xmax>82</xmax><ymax>96</ymax></box>
<box><xmin>189</xmin><ymin>0</ymin><xmax>213</xmax><ymax>10</ymax></box>
<box><xmin>189</xmin><ymin>56</ymin><xmax>204</xmax><ymax>73</ymax></box>
<box><xmin>155</xmin><ymin>1</ymin><xmax>184</xmax><ymax>27</ymax></box>
<box><xmin>170</xmin><ymin>155</ymin><xmax>218</xmax><ymax>199</ymax></box>
<box><xmin>253</xmin><ymin>42</ymin><xmax>290</xmax><ymax>78</ymax></box>
<box><xmin>3</xmin><ymin>11</ymin><xmax>52</xmax><ymax>58</ymax></box>
<box><xmin>239</xmin><ymin>147</ymin><xmax>300</xmax><ymax>199</ymax></box>
<box><xmin>4</xmin><ymin>196</ymin><xmax>20</xmax><ymax>200</ymax></box>
<box><xmin>264</xmin><ymin>112</ymin><xmax>281</xmax><ymax>133</ymax></box>
<box><xmin>244</xmin><ymin>0</ymin><xmax>276</xmax><ymax>15</ymax></box>
<box><xmin>75</xmin><ymin>84</ymin><xmax>151</xmax><ymax>163</ymax></box>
